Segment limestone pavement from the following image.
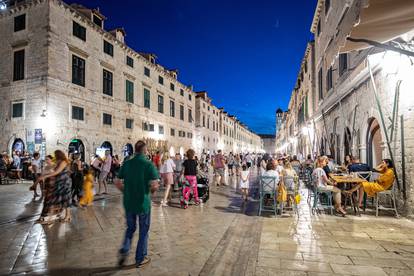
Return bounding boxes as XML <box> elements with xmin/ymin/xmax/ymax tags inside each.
<box><xmin>1</xmin><ymin>172</ymin><xmax>414</xmax><ymax>276</ymax></box>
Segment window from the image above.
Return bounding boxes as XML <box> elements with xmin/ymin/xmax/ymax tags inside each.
<box><xmin>125</xmin><ymin>80</ymin><xmax>134</xmax><ymax>103</ymax></box>
<box><xmin>126</xmin><ymin>56</ymin><xmax>134</xmax><ymax>67</ymax></box>
<box><xmin>180</xmin><ymin>89</ymin><xmax>184</xmax><ymax>96</ymax></box>
<box><xmin>103</xmin><ymin>69</ymin><xmax>113</xmax><ymax>96</ymax></box>
<box><xmin>318</xmin><ymin>68</ymin><xmax>323</xmax><ymax>100</ymax></box>
<box><xmin>13</xmin><ymin>49</ymin><xmax>24</xmax><ymax>81</ymax></box>
<box><xmin>203</xmin><ymin>116</ymin><xmax>205</xmax><ymax>127</ymax></box>
<box><xmin>158</xmin><ymin>95</ymin><xmax>164</xmax><ymax>113</ymax></box>
<box><xmin>159</xmin><ymin>125</ymin><xmax>164</xmax><ymax>134</ymax></box>
<box><xmin>93</xmin><ymin>15</ymin><xmax>102</xmax><ymax>28</ymax></box>
<box><xmin>103</xmin><ymin>113</ymin><xmax>112</xmax><ymax>125</ymax></box>
<box><xmin>188</xmin><ymin>109</ymin><xmax>192</xmax><ymax>123</ymax></box>
<box><xmin>325</xmin><ymin>0</ymin><xmax>331</xmax><ymax>14</ymax></box>
<box><xmin>170</xmin><ymin>100</ymin><xmax>175</xmax><ymax>117</ymax></box>
<box><xmin>304</xmin><ymin>61</ymin><xmax>308</xmax><ymax>73</ymax></box>
<box><xmin>207</xmin><ymin>118</ymin><xmax>210</xmax><ymax>129</ymax></box>
<box><xmin>179</xmin><ymin>130</ymin><xmax>186</xmax><ymax>137</ymax></box>
<box><xmin>158</xmin><ymin>76</ymin><xmax>164</xmax><ymax>85</ymax></box>
<box><xmin>144</xmin><ymin>88</ymin><xmax>150</xmax><ymax>108</ymax></box>
<box><xmin>180</xmin><ymin>105</ymin><xmax>184</xmax><ymax>120</ymax></box>
<box><xmin>126</xmin><ymin>118</ymin><xmax>133</xmax><ymax>129</ymax></box>
<box><xmin>339</xmin><ymin>53</ymin><xmax>348</xmax><ymax>76</ymax></box>
<box><xmin>14</xmin><ymin>14</ymin><xmax>26</xmax><ymax>32</ymax></box>
<box><xmin>103</xmin><ymin>40</ymin><xmax>113</xmax><ymax>56</ymax></box>
<box><xmin>326</xmin><ymin>66</ymin><xmax>333</xmax><ymax>91</ymax></box>
<box><xmin>203</xmin><ymin>103</ymin><xmax>205</xmax><ymax>109</ymax></box>
<box><xmin>143</xmin><ymin>122</ymin><xmax>155</xmax><ymax>132</ymax></box>
<box><xmin>72</xmin><ymin>21</ymin><xmax>86</xmax><ymax>41</ymax></box>
<box><xmin>187</xmin><ymin>132</ymin><xmax>193</xmax><ymax>139</ymax></box>
<box><xmin>144</xmin><ymin>67</ymin><xmax>150</xmax><ymax>77</ymax></box>
<box><xmin>71</xmin><ymin>105</ymin><xmax>84</xmax><ymax>121</ymax></box>
<box><xmin>188</xmin><ymin>94</ymin><xmax>192</xmax><ymax>101</ymax></box>
<box><xmin>170</xmin><ymin>128</ymin><xmax>175</xmax><ymax>136</ymax></box>
<box><xmin>12</xmin><ymin>102</ymin><xmax>23</xmax><ymax>118</ymax></box>
<box><xmin>170</xmin><ymin>83</ymin><xmax>175</xmax><ymax>91</ymax></box>
<box><xmin>72</xmin><ymin>55</ymin><xmax>85</xmax><ymax>87</ymax></box>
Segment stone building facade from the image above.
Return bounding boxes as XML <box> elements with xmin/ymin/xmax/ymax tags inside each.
<box><xmin>0</xmin><ymin>0</ymin><xmax>262</xmax><ymax>161</ymax></box>
<box><xmin>276</xmin><ymin>0</ymin><xmax>414</xmax><ymax>215</ymax></box>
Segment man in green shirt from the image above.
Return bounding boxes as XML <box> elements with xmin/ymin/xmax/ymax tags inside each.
<box><xmin>115</xmin><ymin>140</ymin><xmax>159</xmax><ymax>268</ymax></box>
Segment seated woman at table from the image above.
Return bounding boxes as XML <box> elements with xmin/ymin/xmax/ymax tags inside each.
<box><xmin>346</xmin><ymin>159</ymin><xmax>395</xmax><ymax>208</ymax></box>
<box><xmin>313</xmin><ymin>156</ymin><xmax>346</xmax><ymax>216</ymax></box>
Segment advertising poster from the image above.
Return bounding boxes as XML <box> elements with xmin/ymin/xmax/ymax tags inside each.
<box><xmin>35</xmin><ymin>129</ymin><xmax>42</xmax><ymax>144</ymax></box>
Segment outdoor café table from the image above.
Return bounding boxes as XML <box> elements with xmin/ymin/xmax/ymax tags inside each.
<box><xmin>330</xmin><ymin>174</ymin><xmax>365</xmax><ymax>215</ymax></box>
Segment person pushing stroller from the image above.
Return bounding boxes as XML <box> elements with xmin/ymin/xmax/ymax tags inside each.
<box><xmin>180</xmin><ymin>149</ymin><xmax>200</xmax><ymax>209</ymax></box>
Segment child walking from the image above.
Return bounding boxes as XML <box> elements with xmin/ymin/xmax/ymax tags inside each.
<box><xmin>240</xmin><ymin>165</ymin><xmax>250</xmax><ymax>201</ymax></box>
<box><xmin>79</xmin><ymin>167</ymin><xmax>94</xmax><ymax>207</ymax></box>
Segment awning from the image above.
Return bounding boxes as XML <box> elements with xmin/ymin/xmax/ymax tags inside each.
<box><xmin>340</xmin><ymin>0</ymin><xmax>414</xmax><ymax>53</ymax></box>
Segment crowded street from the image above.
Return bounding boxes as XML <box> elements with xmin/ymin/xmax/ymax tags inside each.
<box><xmin>1</xmin><ymin>0</ymin><xmax>414</xmax><ymax>275</ymax></box>
<box><xmin>2</xmin><ymin>170</ymin><xmax>414</xmax><ymax>276</ymax></box>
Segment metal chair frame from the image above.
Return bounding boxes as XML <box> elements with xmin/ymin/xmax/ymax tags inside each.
<box><xmin>280</xmin><ymin>175</ymin><xmax>299</xmax><ymax>215</ymax></box>
<box><xmin>258</xmin><ymin>176</ymin><xmax>279</xmax><ymax>217</ymax></box>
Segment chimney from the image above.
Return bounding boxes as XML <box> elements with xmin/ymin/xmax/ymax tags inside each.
<box><xmin>110</xmin><ymin>28</ymin><xmax>126</xmax><ymax>43</ymax></box>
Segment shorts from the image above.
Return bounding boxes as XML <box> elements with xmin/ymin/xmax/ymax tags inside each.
<box><xmin>161</xmin><ymin>172</ymin><xmax>174</xmax><ymax>186</ymax></box>
<box><xmin>228</xmin><ymin>164</ymin><xmax>233</xmax><ymax>169</ymax></box>
<box><xmin>99</xmin><ymin>171</ymin><xmax>109</xmax><ymax>182</ymax></box>
<box><xmin>214</xmin><ymin>168</ymin><xmax>225</xmax><ymax>177</ymax></box>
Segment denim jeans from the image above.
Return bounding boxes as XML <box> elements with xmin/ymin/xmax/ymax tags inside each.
<box><xmin>119</xmin><ymin>212</ymin><xmax>151</xmax><ymax>263</ymax></box>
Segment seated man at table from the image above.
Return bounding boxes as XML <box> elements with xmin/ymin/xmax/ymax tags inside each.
<box><xmin>348</xmin><ymin>156</ymin><xmax>371</xmax><ymax>179</ymax></box>
<box><xmin>346</xmin><ymin>159</ymin><xmax>395</xmax><ymax>208</ymax></box>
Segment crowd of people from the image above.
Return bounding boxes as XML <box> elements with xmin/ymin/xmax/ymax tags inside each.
<box><xmin>1</xmin><ymin>142</ymin><xmax>397</xmax><ymax>269</ymax></box>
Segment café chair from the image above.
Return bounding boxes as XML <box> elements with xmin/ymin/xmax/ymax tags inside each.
<box><xmin>375</xmin><ymin>180</ymin><xmax>399</xmax><ymax>217</ymax></box>
<box><xmin>280</xmin><ymin>175</ymin><xmax>298</xmax><ymax>215</ymax></box>
<box><xmin>311</xmin><ymin>175</ymin><xmax>334</xmax><ymax>215</ymax></box>
<box><xmin>258</xmin><ymin>176</ymin><xmax>279</xmax><ymax>217</ymax></box>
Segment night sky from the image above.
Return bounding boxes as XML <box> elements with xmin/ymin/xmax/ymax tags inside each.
<box><xmin>65</xmin><ymin>0</ymin><xmax>316</xmax><ymax>135</ymax></box>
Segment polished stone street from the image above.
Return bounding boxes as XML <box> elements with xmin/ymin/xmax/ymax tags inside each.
<box><xmin>1</xmin><ymin>172</ymin><xmax>414</xmax><ymax>276</ymax></box>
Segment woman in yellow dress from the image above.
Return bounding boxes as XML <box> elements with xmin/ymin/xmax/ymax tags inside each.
<box><xmin>79</xmin><ymin>167</ymin><xmax>94</xmax><ymax>207</ymax></box>
<box><xmin>346</xmin><ymin>159</ymin><xmax>395</xmax><ymax>208</ymax></box>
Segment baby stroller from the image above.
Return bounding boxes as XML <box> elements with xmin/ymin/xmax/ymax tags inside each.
<box><xmin>178</xmin><ymin>177</ymin><xmax>210</xmax><ymax>208</ymax></box>
<box><xmin>197</xmin><ymin>177</ymin><xmax>210</xmax><ymax>203</ymax></box>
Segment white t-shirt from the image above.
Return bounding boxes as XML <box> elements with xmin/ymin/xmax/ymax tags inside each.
<box><xmin>240</xmin><ymin>170</ymin><xmax>250</xmax><ymax>188</ymax></box>
<box><xmin>160</xmin><ymin>159</ymin><xmax>175</xmax><ymax>174</ymax></box>
<box><xmin>31</xmin><ymin>158</ymin><xmax>42</xmax><ymax>174</ymax></box>
<box><xmin>312</xmin><ymin>167</ymin><xmax>327</xmax><ymax>187</ymax></box>
<box><xmin>262</xmin><ymin>170</ymin><xmax>279</xmax><ymax>183</ymax></box>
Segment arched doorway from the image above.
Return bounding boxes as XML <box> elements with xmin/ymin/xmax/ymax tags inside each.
<box><xmin>12</xmin><ymin>138</ymin><xmax>25</xmax><ymax>154</ymax></box>
<box><xmin>366</xmin><ymin>118</ymin><xmax>383</xmax><ymax>167</ymax></box>
<box><xmin>101</xmin><ymin>141</ymin><xmax>113</xmax><ymax>156</ymax></box>
<box><xmin>68</xmin><ymin>139</ymin><xmax>85</xmax><ymax>161</ymax></box>
<box><xmin>344</xmin><ymin>127</ymin><xmax>351</xmax><ymax>158</ymax></box>
<box><xmin>123</xmin><ymin>143</ymin><xmax>133</xmax><ymax>158</ymax></box>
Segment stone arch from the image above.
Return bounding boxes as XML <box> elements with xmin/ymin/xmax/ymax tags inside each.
<box><xmin>68</xmin><ymin>135</ymin><xmax>91</xmax><ymax>162</ymax></box>
<box><xmin>11</xmin><ymin>138</ymin><xmax>25</xmax><ymax>154</ymax></box>
<box><xmin>101</xmin><ymin>141</ymin><xmax>113</xmax><ymax>156</ymax></box>
<box><xmin>366</xmin><ymin>117</ymin><xmax>383</xmax><ymax>167</ymax></box>
<box><xmin>68</xmin><ymin>139</ymin><xmax>86</xmax><ymax>162</ymax></box>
